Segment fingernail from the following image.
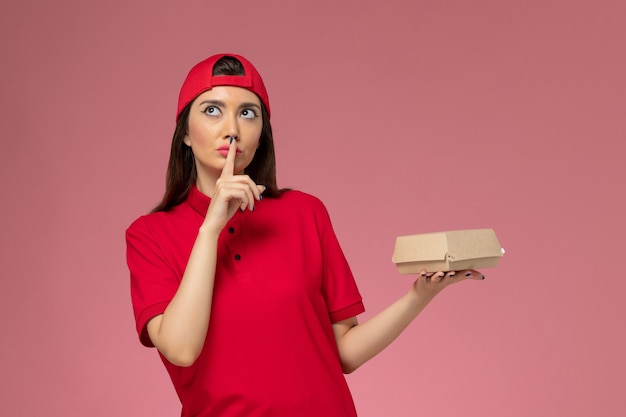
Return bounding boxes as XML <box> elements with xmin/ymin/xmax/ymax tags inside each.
<box><xmin>465</xmin><ymin>272</ymin><xmax>472</xmax><ymax>277</ymax></box>
<box><xmin>421</xmin><ymin>272</ymin><xmax>426</xmax><ymax>277</ymax></box>
<box><xmin>449</xmin><ymin>273</ymin><xmax>456</xmax><ymax>277</ymax></box>
<box><xmin>481</xmin><ymin>275</ymin><xmax>485</xmax><ymax>280</ymax></box>
<box><xmin>230</xmin><ymin>136</ymin><xmax>235</xmax><ymax>144</ymax></box>
<box><xmin>259</xmin><ymin>195</ymin><xmax>263</xmax><ymax>201</ymax></box>
<box><xmin>439</xmin><ymin>273</ymin><xmax>445</xmax><ymax>278</ymax></box>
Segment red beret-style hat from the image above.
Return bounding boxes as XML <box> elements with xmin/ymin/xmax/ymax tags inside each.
<box><xmin>176</xmin><ymin>53</ymin><xmax>270</xmax><ymax>120</ymax></box>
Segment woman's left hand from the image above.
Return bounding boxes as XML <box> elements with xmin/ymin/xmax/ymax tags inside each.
<box><xmin>411</xmin><ymin>270</ymin><xmax>484</xmax><ymax>300</ymax></box>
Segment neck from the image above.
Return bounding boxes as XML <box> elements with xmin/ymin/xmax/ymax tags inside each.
<box><xmin>194</xmin><ymin>166</ymin><xmax>219</xmax><ymax>198</ymax></box>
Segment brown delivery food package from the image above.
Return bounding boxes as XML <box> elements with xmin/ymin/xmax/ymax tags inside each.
<box><xmin>392</xmin><ymin>229</ymin><xmax>504</xmax><ymax>274</ymax></box>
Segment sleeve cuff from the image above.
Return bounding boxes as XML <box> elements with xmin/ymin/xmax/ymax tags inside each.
<box><xmin>136</xmin><ymin>301</ymin><xmax>170</xmax><ymax>347</ymax></box>
<box><xmin>330</xmin><ymin>300</ymin><xmax>365</xmax><ymax>323</ymax></box>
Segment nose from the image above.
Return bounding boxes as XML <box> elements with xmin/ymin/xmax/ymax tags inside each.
<box><xmin>223</xmin><ymin>111</ymin><xmax>240</xmax><ymax>141</ymax></box>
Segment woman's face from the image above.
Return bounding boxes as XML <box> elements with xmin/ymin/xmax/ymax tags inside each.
<box><xmin>184</xmin><ymin>86</ymin><xmax>263</xmax><ymax>184</ymax></box>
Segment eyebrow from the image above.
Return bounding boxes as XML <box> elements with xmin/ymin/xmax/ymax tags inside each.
<box><xmin>198</xmin><ymin>100</ymin><xmax>261</xmax><ymax>111</ymax></box>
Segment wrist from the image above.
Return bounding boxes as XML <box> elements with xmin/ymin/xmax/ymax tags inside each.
<box><xmin>406</xmin><ymin>284</ymin><xmax>438</xmax><ymax>308</ymax></box>
<box><xmin>198</xmin><ymin>223</ymin><xmax>222</xmax><ymax>240</ymax></box>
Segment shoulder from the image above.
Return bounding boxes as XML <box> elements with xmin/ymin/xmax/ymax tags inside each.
<box><xmin>126</xmin><ymin>203</ymin><xmax>192</xmax><ymax>239</ymax></box>
<box><xmin>274</xmin><ymin>189</ymin><xmax>327</xmax><ymax>212</ymax></box>
<box><xmin>265</xmin><ymin>190</ymin><xmax>332</xmax><ymax>221</ymax></box>
<box><xmin>264</xmin><ymin>190</ymin><xmax>334</xmax><ymax>231</ymax></box>
<box><xmin>126</xmin><ymin>213</ymin><xmax>164</xmax><ymax>248</ymax></box>
<box><xmin>127</xmin><ymin>210</ymin><xmax>169</xmax><ymax>234</ymax></box>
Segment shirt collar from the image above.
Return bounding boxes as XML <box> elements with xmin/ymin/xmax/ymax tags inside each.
<box><xmin>186</xmin><ymin>184</ymin><xmax>211</xmax><ymax>216</ymax></box>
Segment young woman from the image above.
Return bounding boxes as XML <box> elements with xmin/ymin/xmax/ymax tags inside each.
<box><xmin>126</xmin><ymin>53</ymin><xmax>483</xmax><ymax>417</ymax></box>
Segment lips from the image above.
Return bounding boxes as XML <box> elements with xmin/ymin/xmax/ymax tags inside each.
<box><xmin>217</xmin><ymin>145</ymin><xmax>242</xmax><ymax>155</ymax></box>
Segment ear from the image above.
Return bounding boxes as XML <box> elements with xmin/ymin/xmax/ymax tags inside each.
<box><xmin>183</xmin><ymin>134</ymin><xmax>191</xmax><ymax>147</ymax></box>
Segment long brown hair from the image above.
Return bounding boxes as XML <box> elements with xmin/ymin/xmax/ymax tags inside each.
<box><xmin>152</xmin><ymin>56</ymin><xmax>284</xmax><ymax>213</ymax></box>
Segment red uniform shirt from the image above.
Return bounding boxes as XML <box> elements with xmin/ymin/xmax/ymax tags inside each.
<box><xmin>126</xmin><ymin>186</ymin><xmax>365</xmax><ymax>416</ymax></box>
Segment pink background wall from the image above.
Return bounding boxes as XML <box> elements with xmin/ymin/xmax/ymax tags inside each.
<box><xmin>1</xmin><ymin>0</ymin><xmax>624</xmax><ymax>415</ymax></box>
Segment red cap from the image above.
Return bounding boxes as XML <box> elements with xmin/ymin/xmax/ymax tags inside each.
<box><xmin>176</xmin><ymin>53</ymin><xmax>270</xmax><ymax>120</ymax></box>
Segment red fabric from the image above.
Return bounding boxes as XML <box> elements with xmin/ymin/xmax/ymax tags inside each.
<box><xmin>126</xmin><ymin>186</ymin><xmax>364</xmax><ymax>417</ymax></box>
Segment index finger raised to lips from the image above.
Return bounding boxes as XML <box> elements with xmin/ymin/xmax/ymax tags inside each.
<box><xmin>220</xmin><ymin>136</ymin><xmax>236</xmax><ymax>178</ymax></box>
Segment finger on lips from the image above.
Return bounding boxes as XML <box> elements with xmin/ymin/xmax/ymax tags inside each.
<box><xmin>220</xmin><ymin>136</ymin><xmax>237</xmax><ymax>179</ymax></box>
<box><xmin>220</xmin><ymin>136</ymin><xmax>265</xmax><ymax>211</ymax></box>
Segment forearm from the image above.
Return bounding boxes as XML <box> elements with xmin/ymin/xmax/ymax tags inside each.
<box><xmin>150</xmin><ymin>225</ymin><xmax>219</xmax><ymax>366</ymax></box>
<box><xmin>337</xmin><ymin>289</ymin><xmax>437</xmax><ymax>373</ymax></box>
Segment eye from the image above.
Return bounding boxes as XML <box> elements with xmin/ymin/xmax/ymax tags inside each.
<box><xmin>202</xmin><ymin>106</ymin><xmax>221</xmax><ymax>116</ymax></box>
<box><xmin>240</xmin><ymin>108</ymin><xmax>258</xmax><ymax>119</ymax></box>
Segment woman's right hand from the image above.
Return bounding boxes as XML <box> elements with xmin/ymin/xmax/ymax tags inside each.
<box><xmin>202</xmin><ymin>138</ymin><xmax>265</xmax><ymax>233</ymax></box>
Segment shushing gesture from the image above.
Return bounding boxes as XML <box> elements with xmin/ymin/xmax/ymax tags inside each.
<box><xmin>203</xmin><ymin>137</ymin><xmax>265</xmax><ymax>233</ymax></box>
